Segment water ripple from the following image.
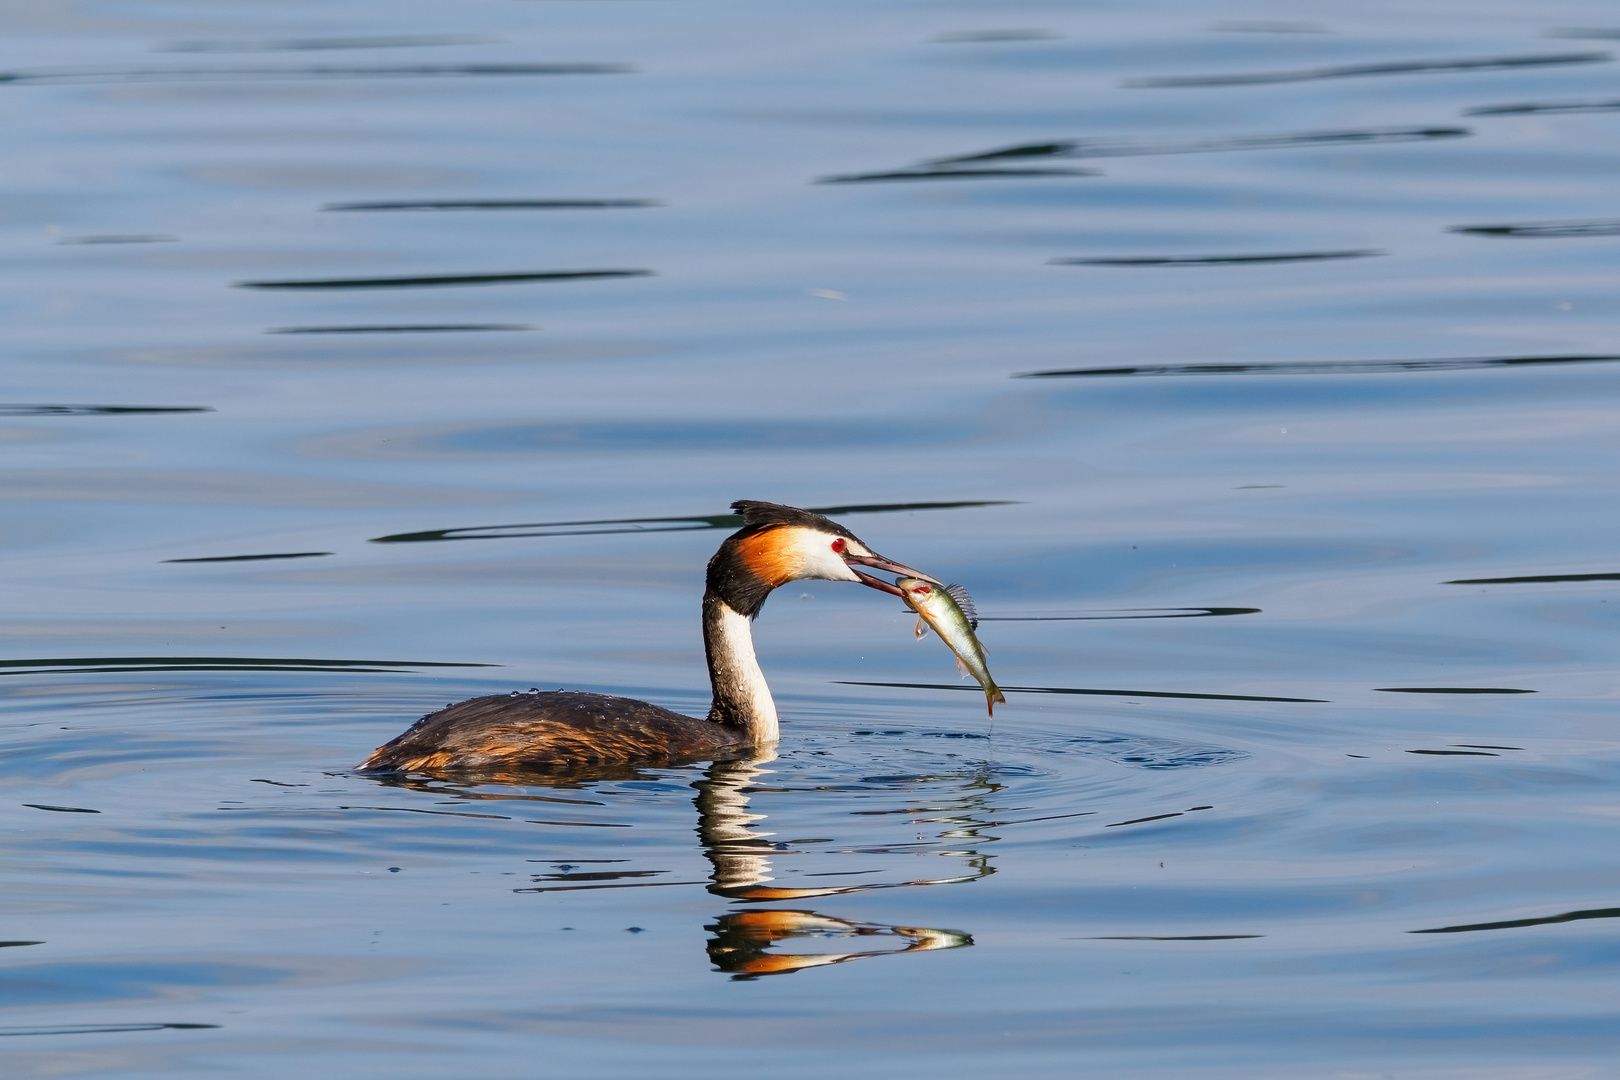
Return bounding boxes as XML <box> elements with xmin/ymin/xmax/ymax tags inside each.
<box><xmin>1449</xmin><ymin>219</ymin><xmax>1620</xmax><ymax>238</ymax></box>
<box><xmin>1052</xmin><ymin>250</ymin><xmax>1383</xmax><ymax>267</ymax></box>
<box><xmin>1017</xmin><ymin>354</ymin><xmax>1620</xmax><ymax>378</ymax></box>
<box><xmin>236</xmin><ymin>269</ymin><xmax>653</xmax><ymax>290</ymax></box>
<box><xmin>1125</xmin><ymin>51</ymin><xmax>1610</xmax><ymax>88</ymax></box>
<box><xmin>0</xmin><ymin>63</ymin><xmax>631</xmax><ymax>85</ymax></box>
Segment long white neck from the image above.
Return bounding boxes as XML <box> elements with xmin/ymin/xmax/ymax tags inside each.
<box><xmin>702</xmin><ymin>592</ymin><xmax>780</xmax><ymax>744</ymax></box>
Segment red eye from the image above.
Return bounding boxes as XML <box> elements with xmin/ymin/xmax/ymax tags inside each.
<box><xmin>830</xmin><ymin>537</ymin><xmax>846</xmax><ymax>554</ymax></box>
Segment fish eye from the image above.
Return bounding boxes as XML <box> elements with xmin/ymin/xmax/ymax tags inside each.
<box><xmin>830</xmin><ymin>537</ymin><xmax>846</xmax><ymax>554</ymax></box>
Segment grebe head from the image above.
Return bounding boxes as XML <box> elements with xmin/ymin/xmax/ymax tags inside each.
<box><xmin>709</xmin><ymin>501</ymin><xmax>937</xmax><ymax>617</ymax></box>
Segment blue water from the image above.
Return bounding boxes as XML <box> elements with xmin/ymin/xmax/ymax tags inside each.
<box><xmin>6</xmin><ymin>1</ymin><xmax>1620</xmax><ymax>1075</ymax></box>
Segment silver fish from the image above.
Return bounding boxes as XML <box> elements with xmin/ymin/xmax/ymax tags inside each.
<box><xmin>896</xmin><ymin>576</ymin><xmax>1006</xmax><ymax>716</ymax></box>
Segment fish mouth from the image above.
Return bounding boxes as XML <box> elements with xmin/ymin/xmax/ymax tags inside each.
<box><xmin>845</xmin><ymin>552</ymin><xmax>942</xmax><ymax>596</ymax></box>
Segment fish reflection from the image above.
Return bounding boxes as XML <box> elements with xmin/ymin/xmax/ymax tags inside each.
<box><xmin>707</xmin><ymin>910</ymin><xmax>970</xmax><ymax>980</ymax></box>
<box><xmin>1124</xmin><ymin>51</ymin><xmax>1610</xmax><ymax>88</ymax></box>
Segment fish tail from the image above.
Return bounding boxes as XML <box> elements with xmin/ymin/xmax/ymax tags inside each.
<box><xmin>986</xmin><ymin>686</ymin><xmax>1006</xmax><ymax>717</ymax></box>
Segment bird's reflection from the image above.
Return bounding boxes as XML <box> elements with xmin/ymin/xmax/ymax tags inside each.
<box><xmin>694</xmin><ymin>757</ymin><xmax>992</xmax><ymax>901</ymax></box>
<box><xmin>707</xmin><ymin>910</ymin><xmax>970</xmax><ymax>980</ymax></box>
<box><xmin>692</xmin><ymin>756</ymin><xmax>974</xmax><ymax>976</ymax></box>
<box><xmin>367</xmin><ymin>754</ymin><xmax>979</xmax><ymax>978</ymax></box>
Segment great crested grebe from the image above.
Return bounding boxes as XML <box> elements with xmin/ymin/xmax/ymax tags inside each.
<box><xmin>358</xmin><ymin>501</ymin><xmax>937</xmax><ymax>773</ymax></box>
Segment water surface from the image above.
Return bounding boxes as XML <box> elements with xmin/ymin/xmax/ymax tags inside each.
<box><xmin>5</xmin><ymin>1</ymin><xmax>1620</xmax><ymax>1076</ymax></box>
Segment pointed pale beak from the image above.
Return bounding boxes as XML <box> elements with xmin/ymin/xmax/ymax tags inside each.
<box><xmin>844</xmin><ymin>552</ymin><xmax>943</xmax><ymax>596</ymax></box>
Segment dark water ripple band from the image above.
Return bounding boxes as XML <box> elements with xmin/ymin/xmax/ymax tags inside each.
<box><xmin>0</xmin><ymin>1023</ymin><xmax>218</xmax><ymax>1037</ymax></box>
<box><xmin>0</xmin><ymin>405</ymin><xmax>212</xmax><ymax>415</ymax></box>
<box><xmin>323</xmin><ymin>199</ymin><xmax>659</xmax><ymax>211</ymax></box>
<box><xmin>1125</xmin><ymin>51</ymin><xmax>1610</xmax><ymax>88</ymax></box>
<box><xmin>237</xmin><ymin>269</ymin><xmax>652</xmax><ymax>290</ymax></box>
<box><xmin>157</xmin><ymin>35</ymin><xmax>497</xmax><ymax>52</ymax></box>
<box><xmin>1447</xmin><ymin>571</ymin><xmax>1620</xmax><ymax>584</ymax></box>
<box><xmin>1467</xmin><ymin>98</ymin><xmax>1620</xmax><ymax>115</ymax></box>
<box><xmin>1449</xmin><ymin>219</ymin><xmax>1620</xmax><ymax>237</ymax></box>
<box><xmin>1017</xmin><ymin>355</ymin><xmax>1620</xmax><ymax>378</ymax></box>
<box><xmin>820</xmin><ymin>128</ymin><xmax>1471</xmax><ymax>184</ymax></box>
<box><xmin>164</xmin><ymin>552</ymin><xmax>332</xmax><ymax>563</ymax></box>
<box><xmin>1412</xmin><ymin>906</ymin><xmax>1620</xmax><ymax>934</ymax></box>
<box><xmin>370</xmin><ymin>500</ymin><xmax>1013</xmax><ymax>544</ymax></box>
<box><xmin>267</xmin><ymin>324</ymin><xmax>533</xmax><ymax>334</ymax></box>
<box><xmin>1052</xmin><ymin>250</ymin><xmax>1382</xmax><ymax>266</ymax></box>
<box><xmin>0</xmin><ymin>656</ymin><xmax>496</xmax><ymax>675</ymax></box>
<box><xmin>816</xmin><ymin>168</ymin><xmax>1097</xmax><ymax>183</ymax></box>
<box><xmin>0</xmin><ymin>63</ymin><xmax>631</xmax><ymax>85</ymax></box>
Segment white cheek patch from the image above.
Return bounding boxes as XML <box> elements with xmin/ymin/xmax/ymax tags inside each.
<box><xmin>794</xmin><ymin>532</ymin><xmax>861</xmax><ymax>581</ymax></box>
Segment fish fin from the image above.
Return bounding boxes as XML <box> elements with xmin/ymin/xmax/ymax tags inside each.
<box><xmin>987</xmin><ymin>687</ymin><xmax>1006</xmax><ymax>717</ymax></box>
<box><xmin>914</xmin><ymin>617</ymin><xmax>928</xmax><ymax>639</ymax></box>
<box><xmin>945</xmin><ymin>583</ymin><xmax>978</xmax><ymax>631</ymax></box>
<box><xmin>955</xmin><ymin>655</ymin><xmax>968</xmax><ymax>676</ymax></box>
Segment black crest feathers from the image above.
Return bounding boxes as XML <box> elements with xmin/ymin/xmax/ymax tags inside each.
<box><xmin>730</xmin><ymin>501</ymin><xmax>859</xmax><ymax>540</ymax></box>
<box><xmin>708</xmin><ymin>502</ymin><xmax>862</xmax><ymax>618</ymax></box>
